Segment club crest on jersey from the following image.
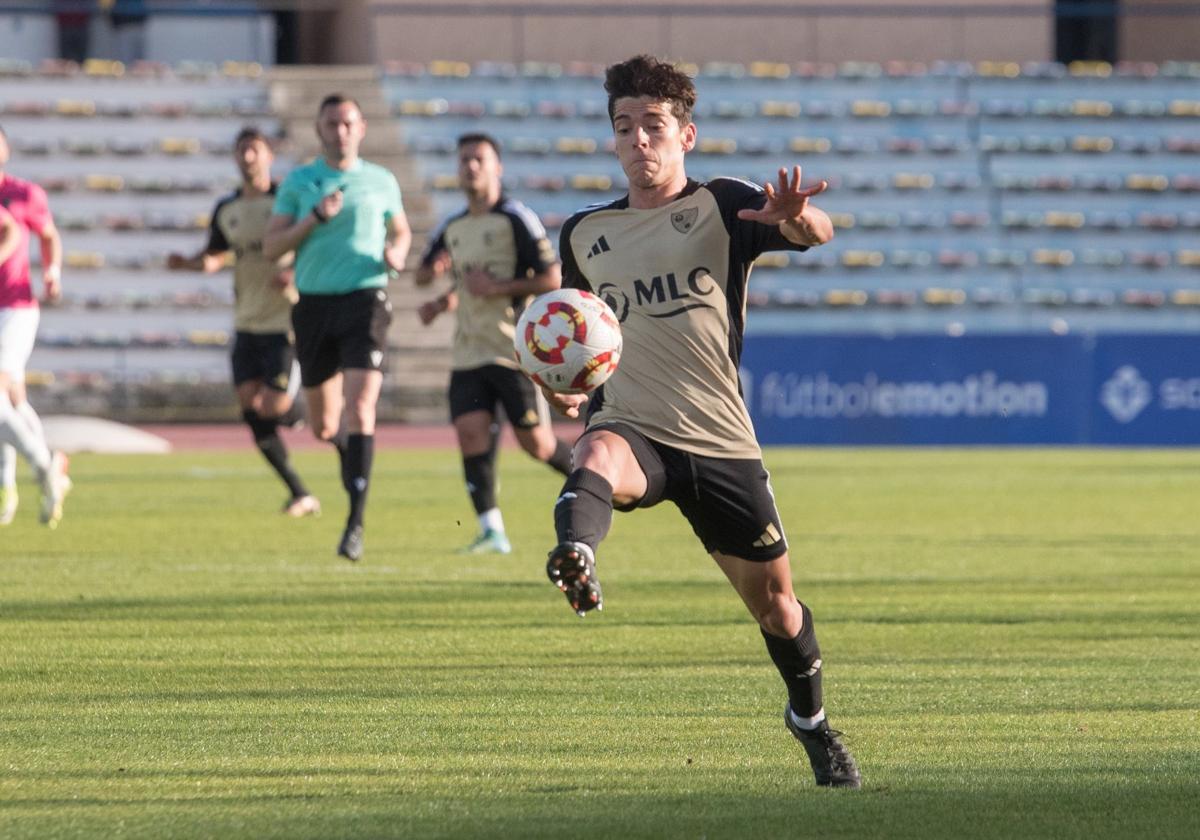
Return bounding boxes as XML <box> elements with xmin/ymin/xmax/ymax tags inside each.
<box><xmin>670</xmin><ymin>208</ymin><xmax>698</xmax><ymax>234</ymax></box>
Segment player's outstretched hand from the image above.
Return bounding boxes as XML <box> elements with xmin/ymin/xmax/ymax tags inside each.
<box><xmin>736</xmin><ymin>166</ymin><xmax>828</xmax><ymax>227</ymax></box>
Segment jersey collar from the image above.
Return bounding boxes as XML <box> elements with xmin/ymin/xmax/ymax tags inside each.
<box><xmin>616</xmin><ymin>177</ymin><xmax>702</xmax><ymax>210</ymax></box>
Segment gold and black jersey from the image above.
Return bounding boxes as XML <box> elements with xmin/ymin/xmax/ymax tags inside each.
<box><xmin>561</xmin><ymin>178</ymin><xmax>807</xmax><ymax>459</ymax></box>
<box><xmin>207</xmin><ymin>185</ymin><xmax>296</xmax><ymax>334</ymax></box>
<box><xmin>421</xmin><ymin>196</ymin><xmax>557</xmax><ymax>371</ymax></box>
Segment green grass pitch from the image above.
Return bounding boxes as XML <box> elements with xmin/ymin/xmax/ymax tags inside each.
<box><xmin>1</xmin><ymin>446</ymin><xmax>1198</xmax><ymax>839</ymax></box>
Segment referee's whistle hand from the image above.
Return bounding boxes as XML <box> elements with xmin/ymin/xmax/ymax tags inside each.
<box><xmin>316</xmin><ymin>190</ymin><xmax>343</xmax><ymax>221</ymax></box>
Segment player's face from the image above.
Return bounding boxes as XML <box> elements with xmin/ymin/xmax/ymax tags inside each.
<box><xmin>316</xmin><ymin>101</ymin><xmax>366</xmax><ymax>161</ymax></box>
<box><xmin>611</xmin><ymin>97</ymin><xmax>696</xmax><ymax>190</ymax></box>
<box><xmin>0</xmin><ymin>132</ymin><xmax>9</xmax><ymax>168</ymax></box>
<box><xmin>457</xmin><ymin>141</ymin><xmax>501</xmax><ymax>198</ymax></box>
<box><xmin>234</xmin><ymin>138</ymin><xmax>273</xmax><ymax>182</ymax></box>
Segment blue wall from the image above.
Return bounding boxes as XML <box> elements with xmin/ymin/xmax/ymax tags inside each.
<box><xmin>741</xmin><ymin>334</ymin><xmax>1200</xmax><ymax>445</ymax></box>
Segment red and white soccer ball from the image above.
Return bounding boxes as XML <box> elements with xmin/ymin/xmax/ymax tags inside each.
<box><xmin>515</xmin><ymin>289</ymin><xmax>622</xmax><ymax>394</ymax></box>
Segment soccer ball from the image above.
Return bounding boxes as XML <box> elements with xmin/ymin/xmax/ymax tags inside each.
<box><xmin>515</xmin><ymin>288</ymin><xmax>622</xmax><ymax>394</ymax></box>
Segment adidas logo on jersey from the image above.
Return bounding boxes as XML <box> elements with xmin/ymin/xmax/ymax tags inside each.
<box><xmin>586</xmin><ymin>235</ymin><xmax>611</xmax><ymax>259</ymax></box>
<box><xmin>752</xmin><ymin>522</ymin><xmax>783</xmax><ymax>548</ymax></box>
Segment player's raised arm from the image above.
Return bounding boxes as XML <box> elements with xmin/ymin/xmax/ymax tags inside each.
<box><xmin>736</xmin><ymin>165</ymin><xmax>833</xmax><ymax>246</ymax></box>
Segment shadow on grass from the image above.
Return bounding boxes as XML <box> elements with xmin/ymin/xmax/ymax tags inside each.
<box><xmin>3</xmin><ymin>773</ymin><xmax>1198</xmax><ymax>840</ymax></box>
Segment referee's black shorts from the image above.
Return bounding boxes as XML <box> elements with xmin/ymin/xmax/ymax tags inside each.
<box><xmin>291</xmin><ymin>288</ymin><xmax>392</xmax><ymax>387</ymax></box>
<box><xmin>586</xmin><ymin>421</ymin><xmax>788</xmax><ymax>562</ymax></box>
<box><xmin>448</xmin><ymin>363</ymin><xmax>544</xmax><ymax>428</ymax></box>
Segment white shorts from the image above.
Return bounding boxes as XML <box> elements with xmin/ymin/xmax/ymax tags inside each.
<box><xmin>0</xmin><ymin>307</ymin><xmax>40</xmax><ymax>381</ymax></box>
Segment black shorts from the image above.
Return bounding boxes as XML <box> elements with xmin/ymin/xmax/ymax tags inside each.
<box><xmin>588</xmin><ymin>421</ymin><xmax>788</xmax><ymax>562</ymax></box>
<box><xmin>230</xmin><ymin>331</ymin><xmax>295</xmax><ymax>391</ymax></box>
<box><xmin>449</xmin><ymin>364</ymin><xmax>543</xmax><ymax>428</ymax></box>
<box><xmin>291</xmin><ymin>289</ymin><xmax>392</xmax><ymax>387</ymax></box>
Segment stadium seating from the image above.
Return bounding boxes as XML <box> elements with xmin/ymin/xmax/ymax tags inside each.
<box><xmin>384</xmin><ymin>58</ymin><xmax>1200</xmax><ymax>335</ymax></box>
<box><xmin>0</xmin><ymin>60</ymin><xmax>281</xmax><ymax>394</ymax></box>
<box><xmin>2</xmin><ymin>58</ymin><xmax>1197</xmax><ymax>403</ymax></box>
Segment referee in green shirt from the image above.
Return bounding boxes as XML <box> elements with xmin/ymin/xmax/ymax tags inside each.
<box><xmin>265</xmin><ymin>93</ymin><xmax>412</xmax><ymax>561</ymax></box>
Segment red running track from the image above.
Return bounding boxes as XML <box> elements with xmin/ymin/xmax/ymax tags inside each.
<box><xmin>138</xmin><ymin>423</ymin><xmax>584</xmax><ymax>451</ymax></box>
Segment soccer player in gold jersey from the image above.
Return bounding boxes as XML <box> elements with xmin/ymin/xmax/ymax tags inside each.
<box><xmin>542</xmin><ymin>55</ymin><xmax>860</xmax><ymax>789</ymax></box>
<box><xmin>168</xmin><ymin>127</ymin><xmax>319</xmax><ymax>519</ymax></box>
<box><xmin>416</xmin><ymin>133</ymin><xmax>572</xmax><ymax>554</ymax></box>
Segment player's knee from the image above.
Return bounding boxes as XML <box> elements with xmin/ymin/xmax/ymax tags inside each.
<box><xmin>346</xmin><ymin>396</ymin><xmax>376</xmax><ymax>427</ymax></box>
<box><xmin>756</xmin><ymin>593</ymin><xmax>804</xmax><ymax>639</ymax></box>
<box><xmin>261</xmin><ymin>395</ymin><xmax>291</xmax><ymax>420</ymax></box>
<box><xmin>311</xmin><ymin>418</ymin><xmax>338</xmax><ymax>440</ymax></box>
<box><xmin>518</xmin><ymin>431</ymin><xmax>551</xmax><ymax>460</ymax></box>
<box><xmin>573</xmin><ymin>440</ymin><xmax>618</xmax><ymax>483</ymax></box>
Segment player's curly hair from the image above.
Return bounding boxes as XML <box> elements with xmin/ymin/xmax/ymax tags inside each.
<box><xmin>604</xmin><ymin>55</ymin><xmax>696</xmax><ymax>126</ymax></box>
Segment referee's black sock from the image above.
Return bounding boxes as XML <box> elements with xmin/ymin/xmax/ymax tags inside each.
<box><xmin>553</xmin><ymin>468</ymin><xmax>613</xmax><ymax>550</ymax></box>
<box><xmin>546</xmin><ymin>439</ymin><xmax>573</xmax><ymax>476</ymax></box>
<box><xmin>243</xmin><ymin>409</ymin><xmax>308</xmax><ymax>499</ymax></box>
<box><xmin>344</xmin><ymin>433</ymin><xmax>374</xmax><ymax>528</ymax></box>
<box><xmin>328</xmin><ymin>426</ymin><xmax>350</xmax><ymax>486</ymax></box>
<box><xmin>462</xmin><ymin>451</ymin><xmax>497</xmax><ymax>514</ymax></box>
<box><xmin>761</xmin><ymin>601</ymin><xmax>824</xmax><ymax>721</ymax></box>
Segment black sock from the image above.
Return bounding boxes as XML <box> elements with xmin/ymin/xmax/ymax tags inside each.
<box><xmin>553</xmin><ymin>468</ymin><xmax>613</xmax><ymax>549</ymax></box>
<box><xmin>344</xmin><ymin>433</ymin><xmax>374</xmax><ymax>528</ymax></box>
<box><xmin>243</xmin><ymin>409</ymin><xmax>308</xmax><ymax>498</ymax></box>
<box><xmin>761</xmin><ymin>601</ymin><xmax>824</xmax><ymax>720</ymax></box>
<box><xmin>546</xmin><ymin>439</ymin><xmax>573</xmax><ymax>476</ymax></box>
<box><xmin>463</xmin><ymin>451</ymin><xmax>497</xmax><ymax>514</ymax></box>
<box><xmin>328</xmin><ymin>426</ymin><xmax>349</xmax><ymax>486</ymax></box>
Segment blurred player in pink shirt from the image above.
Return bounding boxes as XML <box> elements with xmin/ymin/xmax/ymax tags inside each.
<box><xmin>0</xmin><ymin>124</ymin><xmax>71</xmax><ymax>527</ymax></box>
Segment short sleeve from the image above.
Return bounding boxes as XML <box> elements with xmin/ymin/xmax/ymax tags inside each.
<box><xmin>558</xmin><ymin>214</ymin><xmax>592</xmax><ymax>292</ymax></box>
<box><xmin>204</xmin><ymin>196</ymin><xmax>232</xmax><ymax>253</ymax></box>
<box><xmin>419</xmin><ymin>218</ymin><xmax>449</xmax><ymax>268</ymax></box>
<box><xmin>271</xmin><ymin>172</ymin><xmax>301</xmax><ymax>219</ymax></box>
<box><xmin>706</xmin><ymin>177</ymin><xmax>809</xmax><ymax>265</ymax></box>
<box><xmin>24</xmin><ymin>183</ymin><xmax>53</xmax><ymax>234</ymax></box>
<box><xmin>504</xmin><ymin>201</ymin><xmax>557</xmax><ymax>277</ymax></box>
<box><xmin>382</xmin><ymin>173</ymin><xmax>403</xmax><ymax>221</ymax></box>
